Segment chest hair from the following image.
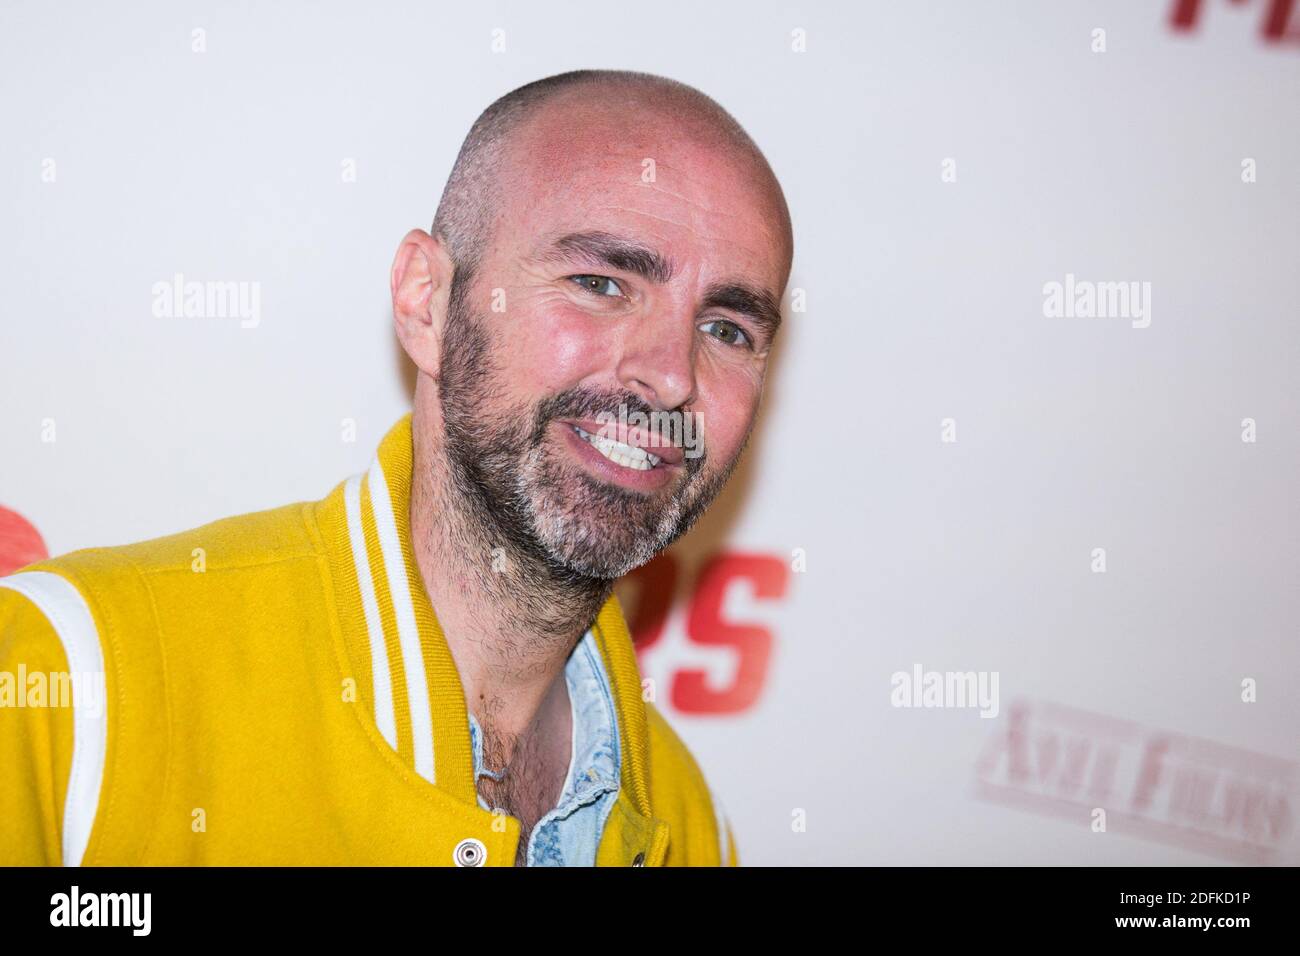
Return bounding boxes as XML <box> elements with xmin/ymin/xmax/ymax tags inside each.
<box><xmin>476</xmin><ymin>717</ymin><xmax>571</xmax><ymax>866</ymax></box>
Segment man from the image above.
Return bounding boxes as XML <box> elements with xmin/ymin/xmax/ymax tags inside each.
<box><xmin>0</xmin><ymin>69</ymin><xmax>794</xmax><ymax>866</ymax></box>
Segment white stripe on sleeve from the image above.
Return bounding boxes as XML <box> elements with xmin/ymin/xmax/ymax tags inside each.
<box><xmin>0</xmin><ymin>571</ymin><xmax>108</xmax><ymax>866</ymax></box>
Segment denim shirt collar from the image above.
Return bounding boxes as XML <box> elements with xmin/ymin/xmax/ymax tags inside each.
<box><xmin>467</xmin><ymin>628</ymin><xmax>622</xmax><ymax>864</ymax></box>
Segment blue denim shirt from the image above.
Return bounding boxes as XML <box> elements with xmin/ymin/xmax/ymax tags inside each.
<box><xmin>467</xmin><ymin>629</ymin><xmax>622</xmax><ymax>866</ymax></box>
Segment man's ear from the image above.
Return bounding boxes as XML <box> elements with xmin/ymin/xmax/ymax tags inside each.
<box><xmin>391</xmin><ymin>228</ymin><xmax>455</xmax><ymax>379</ymax></box>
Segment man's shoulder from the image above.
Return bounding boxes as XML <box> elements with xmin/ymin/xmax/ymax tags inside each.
<box><xmin>20</xmin><ymin>497</ymin><xmax>321</xmax><ymax>583</ymax></box>
<box><xmin>643</xmin><ymin>701</ymin><xmax>710</xmax><ymax>793</ymax></box>
<box><xmin>1</xmin><ymin>494</ymin><xmax>328</xmax><ymax>646</ymax></box>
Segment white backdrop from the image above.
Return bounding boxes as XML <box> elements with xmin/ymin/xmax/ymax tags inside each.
<box><xmin>2</xmin><ymin>0</ymin><xmax>1297</xmax><ymax>865</ymax></box>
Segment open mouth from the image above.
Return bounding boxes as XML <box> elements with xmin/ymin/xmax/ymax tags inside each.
<box><xmin>569</xmin><ymin>424</ymin><xmax>662</xmax><ymax>471</ymax></box>
<box><xmin>555</xmin><ymin>418</ymin><xmax>684</xmax><ymax>493</ymax></box>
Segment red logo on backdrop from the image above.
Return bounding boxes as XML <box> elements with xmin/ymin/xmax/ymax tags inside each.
<box><xmin>975</xmin><ymin>698</ymin><xmax>1298</xmax><ymax>863</ymax></box>
<box><xmin>0</xmin><ymin>506</ymin><xmax>48</xmax><ymax>577</ymax></box>
<box><xmin>620</xmin><ymin>551</ymin><xmax>788</xmax><ymax>715</ymax></box>
<box><xmin>1170</xmin><ymin>0</ymin><xmax>1300</xmax><ymax>44</ymax></box>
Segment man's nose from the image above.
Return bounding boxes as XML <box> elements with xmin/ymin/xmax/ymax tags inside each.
<box><xmin>614</xmin><ymin>307</ymin><xmax>698</xmax><ymax>412</ymax></box>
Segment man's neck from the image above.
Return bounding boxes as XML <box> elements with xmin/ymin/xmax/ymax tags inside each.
<box><xmin>408</xmin><ymin>410</ymin><xmax>613</xmax><ymax>762</ymax></box>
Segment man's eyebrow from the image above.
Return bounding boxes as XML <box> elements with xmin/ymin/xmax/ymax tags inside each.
<box><xmin>534</xmin><ymin>231</ymin><xmax>675</xmax><ymax>284</ymax></box>
<box><xmin>702</xmin><ymin>281</ymin><xmax>783</xmax><ymax>342</ymax></box>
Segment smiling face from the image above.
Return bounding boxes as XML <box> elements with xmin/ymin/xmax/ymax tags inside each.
<box><xmin>429</xmin><ymin>85</ymin><xmax>793</xmax><ymax>580</ymax></box>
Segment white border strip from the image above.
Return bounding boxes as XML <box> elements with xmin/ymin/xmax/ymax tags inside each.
<box><xmin>343</xmin><ymin>473</ymin><xmax>398</xmax><ymax>750</ymax></box>
<box><xmin>367</xmin><ymin>457</ymin><xmax>436</xmax><ymax>784</ymax></box>
<box><xmin>0</xmin><ymin>571</ymin><xmax>107</xmax><ymax>866</ymax></box>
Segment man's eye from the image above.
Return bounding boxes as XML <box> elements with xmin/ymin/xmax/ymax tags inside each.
<box><xmin>568</xmin><ymin>275</ymin><xmax>625</xmax><ymax>297</ymax></box>
<box><xmin>700</xmin><ymin>318</ymin><xmax>752</xmax><ymax>349</ymax></box>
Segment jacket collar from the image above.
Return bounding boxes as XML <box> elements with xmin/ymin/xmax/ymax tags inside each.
<box><xmin>312</xmin><ymin>414</ymin><xmax>664</xmax><ymax>858</ymax></box>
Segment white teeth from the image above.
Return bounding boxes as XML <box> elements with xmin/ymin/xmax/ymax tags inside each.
<box><xmin>572</xmin><ymin>425</ymin><xmax>661</xmax><ymax>471</ymax></box>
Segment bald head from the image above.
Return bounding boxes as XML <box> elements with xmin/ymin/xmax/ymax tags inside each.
<box><xmin>431</xmin><ymin>69</ymin><xmax>792</xmax><ymax>285</ymax></box>
<box><xmin>394</xmin><ymin>70</ymin><xmax>794</xmax><ymax>583</ymax></box>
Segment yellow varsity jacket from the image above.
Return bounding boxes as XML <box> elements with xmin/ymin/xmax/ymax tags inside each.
<box><xmin>0</xmin><ymin>415</ymin><xmax>737</xmax><ymax>867</ymax></box>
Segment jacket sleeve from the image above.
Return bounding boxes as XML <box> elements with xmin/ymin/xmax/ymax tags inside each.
<box><xmin>0</xmin><ymin>584</ymin><xmax>75</xmax><ymax>866</ymax></box>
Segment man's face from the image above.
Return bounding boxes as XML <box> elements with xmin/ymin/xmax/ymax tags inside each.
<box><xmin>437</xmin><ymin>95</ymin><xmax>791</xmax><ymax>580</ymax></box>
